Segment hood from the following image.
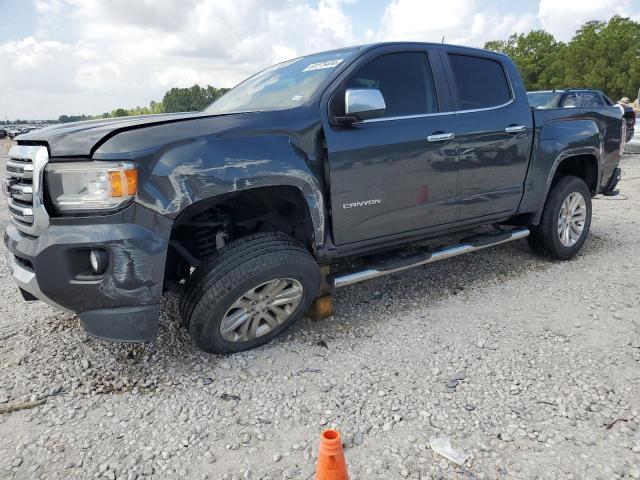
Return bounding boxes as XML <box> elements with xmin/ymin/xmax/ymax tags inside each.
<box><xmin>18</xmin><ymin>112</ymin><xmax>210</xmax><ymax>157</ymax></box>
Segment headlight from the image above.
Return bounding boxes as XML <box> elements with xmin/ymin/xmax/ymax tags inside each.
<box><xmin>45</xmin><ymin>161</ymin><xmax>137</xmax><ymax>213</ymax></box>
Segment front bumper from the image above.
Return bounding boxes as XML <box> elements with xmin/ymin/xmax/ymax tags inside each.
<box><xmin>4</xmin><ymin>205</ymin><xmax>173</xmax><ymax>341</ymax></box>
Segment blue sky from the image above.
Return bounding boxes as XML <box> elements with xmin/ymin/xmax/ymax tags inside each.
<box><xmin>1</xmin><ymin>0</ymin><xmax>638</xmax><ymax>119</ymax></box>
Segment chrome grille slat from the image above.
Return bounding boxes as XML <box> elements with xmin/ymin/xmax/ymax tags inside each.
<box><xmin>5</xmin><ymin>145</ymin><xmax>50</xmax><ymax>236</ymax></box>
<box><xmin>9</xmin><ymin>183</ymin><xmax>33</xmax><ymax>202</ymax></box>
<box><xmin>6</xmin><ymin>160</ymin><xmax>34</xmax><ymax>179</ymax></box>
<box><xmin>8</xmin><ymin>199</ymin><xmax>34</xmax><ymax>223</ymax></box>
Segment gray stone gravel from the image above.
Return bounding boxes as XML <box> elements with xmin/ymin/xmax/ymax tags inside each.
<box><xmin>1</xmin><ymin>138</ymin><xmax>639</xmax><ymax>479</ymax></box>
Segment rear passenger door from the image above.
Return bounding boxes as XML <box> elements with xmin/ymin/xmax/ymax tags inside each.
<box><xmin>443</xmin><ymin>50</ymin><xmax>533</xmax><ymax>220</ymax></box>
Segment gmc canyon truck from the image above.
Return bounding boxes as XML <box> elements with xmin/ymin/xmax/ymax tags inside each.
<box><xmin>5</xmin><ymin>43</ymin><xmax>624</xmax><ymax>354</ymax></box>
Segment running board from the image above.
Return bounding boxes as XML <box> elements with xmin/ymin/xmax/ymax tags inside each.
<box><xmin>329</xmin><ymin>228</ymin><xmax>530</xmax><ymax>288</ymax></box>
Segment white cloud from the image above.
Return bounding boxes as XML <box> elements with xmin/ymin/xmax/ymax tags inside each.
<box><xmin>2</xmin><ymin>0</ymin><xmax>639</xmax><ymax>119</ymax></box>
<box><xmin>0</xmin><ymin>0</ymin><xmax>356</xmax><ymax>118</ymax></box>
<box><xmin>538</xmin><ymin>0</ymin><xmax>639</xmax><ymax>41</ymax></box>
<box><xmin>74</xmin><ymin>63</ymin><xmax>123</xmax><ymax>91</ymax></box>
<box><xmin>378</xmin><ymin>0</ymin><xmax>537</xmax><ymax>46</ymax></box>
<box><xmin>0</xmin><ymin>37</ymin><xmax>96</xmax><ymax>92</ymax></box>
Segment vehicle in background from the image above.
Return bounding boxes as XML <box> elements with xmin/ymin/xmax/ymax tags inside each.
<box><xmin>6</xmin><ymin>128</ymin><xmax>22</xmax><ymax>139</ymax></box>
<box><xmin>1</xmin><ymin>125</ymin><xmax>46</xmax><ymax>140</ymax></box>
<box><xmin>627</xmin><ymin>126</ymin><xmax>640</xmax><ymax>154</ymax></box>
<box><xmin>623</xmin><ymin>106</ymin><xmax>637</xmax><ymax>145</ymax></box>
<box><xmin>6</xmin><ymin>43</ymin><xmax>626</xmax><ymax>354</ymax></box>
<box><xmin>0</xmin><ymin>129</ymin><xmax>8</xmax><ymax>139</ymax></box>
<box><xmin>527</xmin><ymin>89</ymin><xmax>634</xmax><ymax>142</ymax></box>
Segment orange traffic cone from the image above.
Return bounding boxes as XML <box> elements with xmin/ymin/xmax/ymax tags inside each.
<box><xmin>315</xmin><ymin>429</ymin><xmax>349</xmax><ymax>480</ymax></box>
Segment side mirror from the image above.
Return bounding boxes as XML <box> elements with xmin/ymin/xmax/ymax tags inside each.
<box><xmin>336</xmin><ymin>89</ymin><xmax>386</xmax><ymax>125</ymax></box>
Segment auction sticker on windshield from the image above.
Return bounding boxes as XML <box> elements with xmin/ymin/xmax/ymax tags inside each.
<box><xmin>303</xmin><ymin>59</ymin><xmax>344</xmax><ymax>72</ymax></box>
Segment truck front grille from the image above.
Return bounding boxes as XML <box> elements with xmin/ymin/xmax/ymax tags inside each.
<box><xmin>4</xmin><ymin>145</ymin><xmax>50</xmax><ymax>236</ymax></box>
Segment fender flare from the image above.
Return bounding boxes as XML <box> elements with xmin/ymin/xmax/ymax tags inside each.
<box><xmin>530</xmin><ymin>146</ymin><xmax>601</xmax><ymax>224</ymax></box>
<box><xmin>133</xmin><ymin>136</ymin><xmax>326</xmax><ymax>248</ymax></box>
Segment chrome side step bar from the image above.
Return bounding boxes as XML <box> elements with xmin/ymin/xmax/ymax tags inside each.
<box><xmin>329</xmin><ymin>228</ymin><xmax>530</xmax><ymax>288</ymax></box>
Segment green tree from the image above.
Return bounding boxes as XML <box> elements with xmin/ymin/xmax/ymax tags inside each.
<box><xmin>149</xmin><ymin>100</ymin><xmax>164</xmax><ymax>114</ymax></box>
<box><xmin>162</xmin><ymin>85</ymin><xmax>229</xmax><ymax>113</ymax></box>
<box><xmin>484</xmin><ymin>30</ymin><xmax>565</xmax><ymax>90</ymax></box>
<box><xmin>485</xmin><ymin>15</ymin><xmax>640</xmax><ymax>100</ymax></box>
<box><xmin>204</xmin><ymin>85</ymin><xmax>230</xmax><ymax>104</ymax></box>
<box><xmin>561</xmin><ymin>16</ymin><xmax>640</xmax><ymax>100</ymax></box>
<box><xmin>55</xmin><ymin>84</ymin><xmax>228</xmax><ymax>122</ymax></box>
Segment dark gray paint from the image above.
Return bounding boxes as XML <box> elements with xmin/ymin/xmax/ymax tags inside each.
<box><xmin>9</xmin><ymin>42</ymin><xmax>624</xmax><ymax>342</ymax></box>
<box><xmin>517</xmin><ymin>108</ymin><xmax>623</xmax><ymax>220</ymax></box>
<box><xmin>326</xmin><ymin>113</ymin><xmax>461</xmax><ymax>244</ymax></box>
<box><xmin>19</xmin><ymin>42</ymin><xmax>624</xmax><ymax>255</ymax></box>
<box><xmin>18</xmin><ymin>112</ymin><xmax>210</xmax><ymax>157</ymax></box>
<box><xmin>79</xmin><ymin>305</ymin><xmax>160</xmax><ymax>342</ymax></box>
<box><xmin>442</xmin><ymin>49</ymin><xmax>535</xmax><ymax>220</ymax></box>
<box><xmin>4</xmin><ymin>204</ymin><xmax>172</xmax><ymax>313</ymax></box>
<box><xmin>92</xmin><ymin>110</ymin><xmax>327</xmax><ymax>246</ymax></box>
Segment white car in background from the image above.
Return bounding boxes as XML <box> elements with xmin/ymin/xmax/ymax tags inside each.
<box><xmin>628</xmin><ymin>128</ymin><xmax>640</xmax><ymax>153</ymax></box>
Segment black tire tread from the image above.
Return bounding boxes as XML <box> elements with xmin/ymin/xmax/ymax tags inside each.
<box><xmin>528</xmin><ymin>175</ymin><xmax>591</xmax><ymax>260</ymax></box>
<box><xmin>180</xmin><ymin>232</ymin><xmax>319</xmax><ymax>353</ymax></box>
<box><xmin>179</xmin><ymin>233</ymin><xmax>304</xmax><ymax>326</ymax></box>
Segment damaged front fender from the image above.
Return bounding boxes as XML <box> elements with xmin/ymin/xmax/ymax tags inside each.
<box><xmin>92</xmin><ymin>110</ymin><xmax>327</xmax><ymax>248</ymax></box>
<box><xmin>136</xmin><ymin>136</ymin><xmax>325</xmax><ymax>246</ymax></box>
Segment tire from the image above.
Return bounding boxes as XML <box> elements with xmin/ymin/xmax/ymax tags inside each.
<box><xmin>528</xmin><ymin>175</ymin><xmax>592</xmax><ymax>260</ymax></box>
<box><xmin>180</xmin><ymin>232</ymin><xmax>320</xmax><ymax>354</ymax></box>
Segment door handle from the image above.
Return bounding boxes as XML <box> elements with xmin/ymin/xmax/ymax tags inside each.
<box><xmin>427</xmin><ymin>132</ymin><xmax>455</xmax><ymax>142</ymax></box>
<box><xmin>505</xmin><ymin>125</ymin><xmax>526</xmax><ymax>133</ymax></box>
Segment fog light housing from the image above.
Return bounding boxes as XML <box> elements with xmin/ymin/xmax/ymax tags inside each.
<box><xmin>89</xmin><ymin>249</ymin><xmax>109</xmax><ymax>275</ymax></box>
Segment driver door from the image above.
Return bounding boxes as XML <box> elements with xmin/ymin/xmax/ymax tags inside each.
<box><xmin>323</xmin><ymin>48</ymin><xmax>460</xmax><ymax>245</ymax></box>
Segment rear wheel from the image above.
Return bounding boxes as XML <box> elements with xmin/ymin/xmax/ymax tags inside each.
<box><xmin>528</xmin><ymin>175</ymin><xmax>592</xmax><ymax>260</ymax></box>
<box><xmin>180</xmin><ymin>233</ymin><xmax>320</xmax><ymax>354</ymax></box>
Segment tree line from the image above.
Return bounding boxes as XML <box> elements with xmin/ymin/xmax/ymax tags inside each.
<box><xmin>58</xmin><ymin>85</ymin><xmax>229</xmax><ymax>123</ymax></box>
<box><xmin>484</xmin><ymin>15</ymin><xmax>640</xmax><ymax>101</ymax></box>
<box><xmin>54</xmin><ymin>15</ymin><xmax>640</xmax><ymax>124</ymax></box>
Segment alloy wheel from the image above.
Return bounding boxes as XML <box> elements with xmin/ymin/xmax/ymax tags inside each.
<box><xmin>557</xmin><ymin>192</ymin><xmax>587</xmax><ymax>247</ymax></box>
<box><xmin>220</xmin><ymin>278</ymin><xmax>304</xmax><ymax>342</ymax></box>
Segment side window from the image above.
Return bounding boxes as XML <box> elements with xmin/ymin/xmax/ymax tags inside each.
<box><xmin>579</xmin><ymin>92</ymin><xmax>604</xmax><ymax>107</ymax></box>
<box><xmin>341</xmin><ymin>52</ymin><xmax>438</xmax><ymax>118</ymax></box>
<box><xmin>562</xmin><ymin>93</ymin><xmax>580</xmax><ymax>108</ymax></box>
<box><xmin>562</xmin><ymin>92</ymin><xmax>604</xmax><ymax>108</ymax></box>
<box><xmin>448</xmin><ymin>54</ymin><xmax>511</xmax><ymax>110</ymax></box>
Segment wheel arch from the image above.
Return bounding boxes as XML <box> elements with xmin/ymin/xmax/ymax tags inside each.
<box><xmin>549</xmin><ymin>152</ymin><xmax>600</xmax><ymax>194</ymax></box>
<box><xmin>164</xmin><ymin>185</ymin><xmax>318</xmax><ymax>290</ymax></box>
<box><xmin>524</xmin><ymin>147</ymin><xmax>600</xmax><ymax>225</ymax></box>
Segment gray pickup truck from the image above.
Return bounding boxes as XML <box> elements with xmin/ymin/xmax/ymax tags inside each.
<box><xmin>5</xmin><ymin>43</ymin><xmax>624</xmax><ymax>354</ymax></box>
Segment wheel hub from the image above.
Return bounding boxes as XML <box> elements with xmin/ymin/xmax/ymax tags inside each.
<box><xmin>557</xmin><ymin>192</ymin><xmax>587</xmax><ymax>247</ymax></box>
<box><xmin>220</xmin><ymin>278</ymin><xmax>304</xmax><ymax>342</ymax></box>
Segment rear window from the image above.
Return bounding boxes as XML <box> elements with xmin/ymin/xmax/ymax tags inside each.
<box><xmin>448</xmin><ymin>54</ymin><xmax>511</xmax><ymax>110</ymax></box>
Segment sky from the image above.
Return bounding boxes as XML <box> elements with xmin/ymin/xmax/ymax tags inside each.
<box><xmin>1</xmin><ymin>0</ymin><xmax>639</xmax><ymax>119</ymax></box>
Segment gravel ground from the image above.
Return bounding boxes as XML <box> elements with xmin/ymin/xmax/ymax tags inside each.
<box><xmin>1</xmin><ymin>137</ymin><xmax>639</xmax><ymax>480</ymax></box>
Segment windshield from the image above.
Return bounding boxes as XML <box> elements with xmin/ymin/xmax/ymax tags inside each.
<box><xmin>204</xmin><ymin>48</ymin><xmax>359</xmax><ymax>115</ymax></box>
<box><xmin>527</xmin><ymin>91</ymin><xmax>563</xmax><ymax>109</ymax></box>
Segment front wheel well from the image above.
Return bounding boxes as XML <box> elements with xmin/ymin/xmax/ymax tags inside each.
<box><xmin>164</xmin><ymin>186</ymin><xmax>316</xmax><ymax>290</ymax></box>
